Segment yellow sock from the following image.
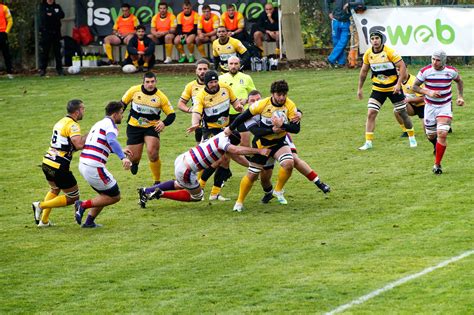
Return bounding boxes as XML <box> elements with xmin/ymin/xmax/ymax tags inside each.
<box><xmin>406</xmin><ymin>128</ymin><xmax>415</xmax><ymax>137</ymax></box>
<box><xmin>39</xmin><ymin>195</ymin><xmax>67</xmax><ymax>209</ymax></box>
<box><xmin>40</xmin><ymin>191</ymin><xmax>57</xmax><ymax>223</ymax></box>
<box><xmin>165</xmin><ymin>44</ymin><xmax>173</xmax><ymax>58</ymax></box>
<box><xmin>199</xmin><ymin>178</ymin><xmax>207</xmax><ymax>188</ymax></box>
<box><xmin>149</xmin><ymin>159</ymin><xmax>162</xmax><ymax>182</ymax></box>
<box><xmin>104</xmin><ymin>43</ymin><xmax>114</xmax><ymax>61</ymax></box>
<box><xmin>143</xmin><ymin>62</ymin><xmax>149</xmax><ymax>68</ymax></box>
<box><xmin>197</xmin><ymin>44</ymin><xmax>206</xmax><ymax>57</ymax></box>
<box><xmin>365</xmin><ymin>132</ymin><xmax>374</xmax><ymax>141</ymax></box>
<box><xmin>274</xmin><ymin>167</ymin><xmax>292</xmax><ymax>192</ymax></box>
<box><xmin>176</xmin><ymin>44</ymin><xmax>185</xmax><ymax>55</ymax></box>
<box><xmin>210</xmin><ymin>186</ymin><xmax>221</xmax><ymax>196</ymax></box>
<box><xmin>236</xmin><ymin>175</ymin><xmax>254</xmax><ymax>204</ymax></box>
<box><xmin>188</xmin><ymin>43</ymin><xmax>195</xmax><ymax>54</ymax></box>
<box><xmin>132</xmin><ymin>60</ymin><xmax>139</xmax><ymax>66</ymax></box>
<box><xmin>400</xmin><ymin>124</ymin><xmax>407</xmax><ymax>132</ymax></box>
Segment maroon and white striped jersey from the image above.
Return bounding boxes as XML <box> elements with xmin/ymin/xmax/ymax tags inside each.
<box><xmin>416</xmin><ymin>65</ymin><xmax>459</xmax><ymax>106</ymax></box>
<box><xmin>80</xmin><ymin>117</ymin><xmax>118</xmax><ymax>167</ymax></box>
<box><xmin>183</xmin><ymin>132</ymin><xmax>231</xmax><ymax>172</ymax></box>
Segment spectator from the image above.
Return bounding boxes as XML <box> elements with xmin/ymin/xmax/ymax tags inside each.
<box><xmin>253</xmin><ymin>3</ymin><xmax>280</xmax><ymax>57</ymax></box>
<box><xmin>196</xmin><ymin>4</ymin><xmax>218</xmax><ymax>59</ymax></box>
<box><xmin>212</xmin><ymin>26</ymin><xmax>249</xmax><ymax>73</ymax></box>
<box><xmin>127</xmin><ymin>25</ymin><xmax>155</xmax><ymax>72</ymax></box>
<box><xmin>174</xmin><ymin>0</ymin><xmax>198</xmax><ymax>63</ymax></box>
<box><xmin>327</xmin><ymin>0</ymin><xmax>351</xmax><ymax>67</ymax></box>
<box><xmin>149</xmin><ymin>1</ymin><xmax>176</xmax><ymax>64</ymax></box>
<box><xmin>220</xmin><ymin>4</ymin><xmax>246</xmax><ymax>42</ymax></box>
<box><xmin>38</xmin><ymin>0</ymin><xmax>65</xmax><ymax>76</ymax></box>
<box><xmin>0</xmin><ymin>2</ymin><xmax>13</xmax><ymax>79</ymax></box>
<box><xmin>103</xmin><ymin>3</ymin><xmax>138</xmax><ymax>65</ymax></box>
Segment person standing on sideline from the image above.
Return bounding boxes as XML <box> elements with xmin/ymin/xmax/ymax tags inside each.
<box><xmin>412</xmin><ymin>50</ymin><xmax>464</xmax><ymax>175</ymax></box>
<box><xmin>0</xmin><ymin>2</ymin><xmax>13</xmax><ymax>78</ymax></box>
<box><xmin>121</xmin><ymin>72</ymin><xmax>176</xmax><ymax>184</ymax></box>
<box><xmin>327</xmin><ymin>0</ymin><xmax>350</xmax><ymax>67</ymax></box>
<box><xmin>357</xmin><ymin>30</ymin><xmax>417</xmax><ymax>150</ymax></box>
<box><xmin>75</xmin><ymin>101</ymin><xmax>132</xmax><ymax>228</ymax></box>
<box><xmin>38</xmin><ymin>0</ymin><xmax>65</xmax><ymax>76</ymax></box>
<box><xmin>32</xmin><ymin>100</ymin><xmax>87</xmax><ymax>227</ymax></box>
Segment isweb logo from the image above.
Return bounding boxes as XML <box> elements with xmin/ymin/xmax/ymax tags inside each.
<box><xmin>360</xmin><ymin>18</ymin><xmax>455</xmax><ymax>46</ymax></box>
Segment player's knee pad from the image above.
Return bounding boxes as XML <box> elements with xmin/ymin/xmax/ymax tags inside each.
<box><xmin>65</xmin><ymin>189</ymin><xmax>80</xmax><ymax>199</ymax></box>
<box><xmin>248</xmin><ymin>165</ymin><xmax>262</xmax><ymax>175</ymax></box>
<box><xmin>191</xmin><ymin>189</ymin><xmax>204</xmax><ymax>201</ymax></box>
<box><xmin>437</xmin><ymin>123</ymin><xmax>451</xmax><ymax>132</ymax></box>
<box><xmin>368</xmin><ymin>98</ymin><xmax>382</xmax><ymax>111</ymax></box>
<box><xmin>393</xmin><ymin>101</ymin><xmax>407</xmax><ymax>113</ymax></box>
<box><xmin>278</xmin><ymin>153</ymin><xmax>294</xmax><ymax>166</ymax></box>
<box><xmin>425</xmin><ymin>124</ymin><xmax>437</xmax><ymax>136</ymax></box>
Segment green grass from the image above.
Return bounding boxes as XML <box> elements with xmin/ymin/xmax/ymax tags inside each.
<box><xmin>0</xmin><ymin>67</ymin><xmax>473</xmax><ymax>314</ymax></box>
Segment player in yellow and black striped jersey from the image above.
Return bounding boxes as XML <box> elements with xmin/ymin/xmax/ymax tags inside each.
<box><xmin>212</xmin><ymin>26</ymin><xmax>249</xmax><ymax>72</ymax></box>
<box><xmin>395</xmin><ymin>73</ymin><xmax>425</xmax><ymax>137</ymax></box>
<box><xmin>32</xmin><ymin>100</ymin><xmax>87</xmax><ymax>227</ymax></box>
<box><xmin>121</xmin><ymin>72</ymin><xmax>176</xmax><ymax>183</ymax></box>
<box><xmin>225</xmin><ymin>80</ymin><xmax>300</xmax><ymax>211</ymax></box>
<box><xmin>357</xmin><ymin>30</ymin><xmax>416</xmax><ymax>151</ymax></box>
<box><xmin>177</xmin><ymin>59</ymin><xmax>210</xmax><ymax>143</ymax></box>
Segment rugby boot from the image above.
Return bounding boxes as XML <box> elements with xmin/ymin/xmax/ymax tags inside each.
<box><xmin>261</xmin><ymin>192</ymin><xmax>274</xmax><ymax>204</ymax></box>
<box><xmin>272</xmin><ymin>190</ymin><xmax>288</xmax><ymax>205</ymax></box>
<box><xmin>209</xmin><ymin>194</ymin><xmax>230</xmax><ymax>201</ymax></box>
<box><xmin>315</xmin><ymin>180</ymin><xmax>331</xmax><ymax>194</ymax></box>
<box><xmin>432</xmin><ymin>164</ymin><xmax>443</xmax><ymax>175</ymax></box>
<box><xmin>32</xmin><ymin>202</ymin><xmax>43</xmax><ymax>225</ymax></box>
<box><xmin>358</xmin><ymin>141</ymin><xmax>373</xmax><ymax>151</ymax></box>
<box><xmin>74</xmin><ymin>200</ymin><xmax>85</xmax><ymax>225</ymax></box>
<box><xmin>147</xmin><ymin>188</ymin><xmax>163</xmax><ymax>200</ymax></box>
<box><xmin>130</xmin><ymin>163</ymin><xmax>139</xmax><ymax>175</ymax></box>
<box><xmin>233</xmin><ymin>203</ymin><xmax>244</xmax><ymax>212</ymax></box>
<box><xmin>137</xmin><ymin>188</ymin><xmax>148</xmax><ymax>208</ymax></box>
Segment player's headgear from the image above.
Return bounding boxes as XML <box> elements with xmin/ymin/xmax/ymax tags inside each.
<box><xmin>229</xmin><ymin>131</ymin><xmax>241</xmax><ymax>145</ymax></box>
<box><xmin>432</xmin><ymin>50</ymin><xmax>447</xmax><ymax>66</ymax></box>
<box><xmin>204</xmin><ymin>70</ymin><xmax>219</xmax><ymax>85</ymax></box>
<box><xmin>369</xmin><ymin>30</ymin><xmax>385</xmax><ymax>44</ymax></box>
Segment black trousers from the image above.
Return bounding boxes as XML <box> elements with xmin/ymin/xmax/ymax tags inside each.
<box><xmin>0</xmin><ymin>32</ymin><xmax>13</xmax><ymax>74</ymax></box>
<box><xmin>39</xmin><ymin>32</ymin><xmax>62</xmax><ymax>71</ymax></box>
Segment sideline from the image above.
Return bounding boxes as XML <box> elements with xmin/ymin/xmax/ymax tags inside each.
<box><xmin>325</xmin><ymin>249</ymin><xmax>474</xmax><ymax>315</ymax></box>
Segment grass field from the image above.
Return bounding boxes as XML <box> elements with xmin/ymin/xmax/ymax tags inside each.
<box><xmin>1</xmin><ymin>67</ymin><xmax>473</xmax><ymax>314</ymax></box>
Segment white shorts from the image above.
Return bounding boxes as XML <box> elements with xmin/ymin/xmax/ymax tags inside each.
<box><xmin>78</xmin><ymin>162</ymin><xmax>117</xmax><ymax>192</ymax></box>
<box><xmin>424</xmin><ymin>103</ymin><xmax>452</xmax><ymax>127</ymax></box>
<box><xmin>174</xmin><ymin>154</ymin><xmax>200</xmax><ymax>190</ymax></box>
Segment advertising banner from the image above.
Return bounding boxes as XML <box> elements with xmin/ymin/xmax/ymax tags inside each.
<box><xmin>352</xmin><ymin>7</ymin><xmax>474</xmax><ymax>56</ymax></box>
<box><xmin>76</xmin><ymin>0</ymin><xmax>272</xmax><ymax>37</ymax></box>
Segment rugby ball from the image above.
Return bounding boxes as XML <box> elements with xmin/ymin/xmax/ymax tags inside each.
<box><xmin>272</xmin><ymin>110</ymin><xmax>288</xmax><ymax>124</ymax></box>
<box><xmin>67</xmin><ymin>66</ymin><xmax>81</xmax><ymax>75</ymax></box>
<box><xmin>122</xmin><ymin>64</ymin><xmax>137</xmax><ymax>73</ymax></box>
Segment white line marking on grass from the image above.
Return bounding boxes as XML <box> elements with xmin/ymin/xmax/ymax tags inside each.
<box><xmin>325</xmin><ymin>249</ymin><xmax>474</xmax><ymax>315</ymax></box>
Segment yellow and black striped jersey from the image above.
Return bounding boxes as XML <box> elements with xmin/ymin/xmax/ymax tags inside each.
<box><xmin>42</xmin><ymin>116</ymin><xmax>81</xmax><ymax>170</ymax></box>
<box><xmin>249</xmin><ymin>96</ymin><xmax>298</xmax><ymax>146</ymax></box>
<box><xmin>363</xmin><ymin>45</ymin><xmax>402</xmax><ymax>92</ymax></box>
<box><xmin>122</xmin><ymin>85</ymin><xmax>175</xmax><ymax>128</ymax></box>
<box><xmin>193</xmin><ymin>82</ymin><xmax>237</xmax><ymax>129</ymax></box>
<box><xmin>402</xmin><ymin>74</ymin><xmax>425</xmax><ymax>107</ymax></box>
<box><xmin>212</xmin><ymin>37</ymin><xmax>247</xmax><ymax>72</ymax></box>
<box><xmin>180</xmin><ymin>79</ymin><xmax>205</xmax><ymax>107</ymax></box>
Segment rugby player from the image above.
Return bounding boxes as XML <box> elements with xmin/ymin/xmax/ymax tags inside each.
<box><xmin>412</xmin><ymin>50</ymin><xmax>464</xmax><ymax>174</ymax></box>
<box><xmin>121</xmin><ymin>72</ymin><xmax>176</xmax><ymax>184</ymax></box>
<box><xmin>75</xmin><ymin>102</ymin><xmax>132</xmax><ymax>228</ymax></box>
<box><xmin>32</xmin><ymin>100</ymin><xmax>87</xmax><ymax>227</ymax></box>
<box><xmin>357</xmin><ymin>30</ymin><xmax>417</xmax><ymax>150</ymax></box>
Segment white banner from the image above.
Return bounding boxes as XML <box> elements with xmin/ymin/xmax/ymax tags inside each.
<box><xmin>352</xmin><ymin>7</ymin><xmax>474</xmax><ymax>56</ymax></box>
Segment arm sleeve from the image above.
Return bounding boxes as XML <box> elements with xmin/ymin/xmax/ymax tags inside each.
<box><xmin>239</xmin><ymin>50</ymin><xmax>250</xmax><ymax>68</ymax></box>
<box><xmin>248</xmin><ymin>123</ymin><xmax>274</xmax><ymax>137</ymax></box>
<box><xmin>281</xmin><ymin>121</ymin><xmax>300</xmax><ymax>134</ymax></box>
<box><xmin>229</xmin><ymin>109</ymin><xmax>253</xmax><ymax>130</ymax></box>
<box><xmin>5</xmin><ymin>7</ymin><xmax>12</xmax><ymax>33</ymax></box>
<box><xmin>162</xmin><ymin>113</ymin><xmax>176</xmax><ymax>126</ymax></box>
<box><xmin>106</xmin><ymin>132</ymin><xmax>126</xmax><ymax>160</ymax></box>
<box><xmin>56</xmin><ymin>4</ymin><xmax>65</xmax><ymax>19</ymax></box>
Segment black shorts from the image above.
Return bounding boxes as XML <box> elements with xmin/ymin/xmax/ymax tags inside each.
<box><xmin>154</xmin><ymin>36</ymin><xmax>166</xmax><ymax>45</ymax></box>
<box><xmin>201</xmin><ymin>128</ymin><xmax>222</xmax><ymax>141</ymax></box>
<box><xmin>42</xmin><ymin>163</ymin><xmax>77</xmax><ymax>189</ymax></box>
<box><xmin>250</xmin><ymin>137</ymin><xmax>288</xmax><ymax>166</ymax></box>
<box><xmin>92</xmin><ymin>183</ymin><xmax>120</xmax><ymax>197</ymax></box>
<box><xmin>126</xmin><ymin>125</ymin><xmax>159</xmax><ymax>145</ymax></box>
<box><xmin>411</xmin><ymin>105</ymin><xmax>425</xmax><ymax>119</ymax></box>
<box><xmin>370</xmin><ymin>89</ymin><xmax>405</xmax><ymax>105</ymax></box>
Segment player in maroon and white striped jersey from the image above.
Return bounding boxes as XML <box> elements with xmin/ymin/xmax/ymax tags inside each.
<box><xmin>413</xmin><ymin>50</ymin><xmax>464</xmax><ymax>175</ymax></box>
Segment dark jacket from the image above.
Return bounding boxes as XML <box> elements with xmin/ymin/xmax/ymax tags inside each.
<box><xmin>329</xmin><ymin>0</ymin><xmax>351</xmax><ymax>22</ymax></box>
<box><xmin>39</xmin><ymin>2</ymin><xmax>64</xmax><ymax>34</ymax></box>
<box><xmin>256</xmin><ymin>10</ymin><xmax>279</xmax><ymax>32</ymax></box>
<box><xmin>127</xmin><ymin>35</ymin><xmax>155</xmax><ymax>56</ymax></box>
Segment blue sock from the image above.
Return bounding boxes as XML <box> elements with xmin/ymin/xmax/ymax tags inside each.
<box><xmin>144</xmin><ymin>180</ymin><xmax>175</xmax><ymax>194</ymax></box>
